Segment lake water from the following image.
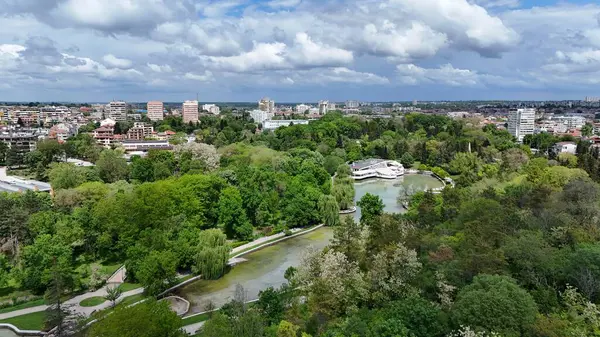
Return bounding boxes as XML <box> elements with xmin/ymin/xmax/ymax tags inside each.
<box><xmin>177</xmin><ymin>174</ymin><xmax>444</xmax><ymax>314</ymax></box>
<box><xmin>177</xmin><ymin>228</ymin><xmax>334</xmax><ymax>313</ymax></box>
<box><xmin>352</xmin><ymin>174</ymin><xmax>444</xmax><ymax>221</ymax></box>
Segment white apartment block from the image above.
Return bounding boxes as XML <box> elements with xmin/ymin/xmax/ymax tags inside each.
<box><xmin>345</xmin><ymin>100</ymin><xmax>360</xmax><ymax>109</ymax></box>
<box><xmin>319</xmin><ymin>100</ymin><xmax>329</xmax><ymax>115</ymax></box>
<box><xmin>258</xmin><ymin>98</ymin><xmax>275</xmax><ymax>113</ymax></box>
<box><xmin>202</xmin><ymin>104</ymin><xmax>220</xmax><ymax>115</ymax></box>
<box><xmin>147</xmin><ymin>101</ymin><xmax>164</xmax><ymax>121</ymax></box>
<box><xmin>296</xmin><ymin>104</ymin><xmax>311</xmax><ymax>113</ymax></box>
<box><xmin>182</xmin><ymin>100</ymin><xmax>199</xmax><ymax>124</ymax></box>
<box><xmin>250</xmin><ymin>110</ymin><xmax>274</xmax><ymax>125</ymax></box>
<box><xmin>508</xmin><ymin>108</ymin><xmax>536</xmax><ymax>142</ymax></box>
<box><xmin>263</xmin><ymin>119</ymin><xmax>310</xmax><ymax>130</ymax></box>
<box><xmin>108</xmin><ymin>101</ymin><xmax>127</xmax><ymax>122</ymax></box>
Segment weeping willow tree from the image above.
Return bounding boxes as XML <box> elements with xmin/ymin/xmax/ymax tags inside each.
<box><xmin>319</xmin><ymin>195</ymin><xmax>341</xmax><ymax>227</ymax></box>
<box><xmin>194</xmin><ymin>229</ymin><xmax>231</xmax><ymax>280</ymax></box>
<box><xmin>332</xmin><ymin>177</ymin><xmax>355</xmax><ymax>210</ymax></box>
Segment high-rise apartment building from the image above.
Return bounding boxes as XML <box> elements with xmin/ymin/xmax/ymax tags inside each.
<box><xmin>202</xmin><ymin>104</ymin><xmax>220</xmax><ymax>115</ymax></box>
<box><xmin>182</xmin><ymin>100</ymin><xmax>199</xmax><ymax>124</ymax></box>
<box><xmin>147</xmin><ymin>101</ymin><xmax>164</xmax><ymax>121</ymax></box>
<box><xmin>345</xmin><ymin>100</ymin><xmax>359</xmax><ymax>109</ymax></box>
<box><xmin>508</xmin><ymin>108</ymin><xmax>536</xmax><ymax>142</ymax></box>
<box><xmin>318</xmin><ymin>100</ymin><xmax>329</xmax><ymax>115</ymax></box>
<box><xmin>250</xmin><ymin>110</ymin><xmax>274</xmax><ymax>125</ymax></box>
<box><xmin>258</xmin><ymin>97</ymin><xmax>275</xmax><ymax>113</ymax></box>
<box><xmin>296</xmin><ymin>104</ymin><xmax>311</xmax><ymax>114</ymax></box>
<box><xmin>108</xmin><ymin>101</ymin><xmax>127</xmax><ymax>122</ymax></box>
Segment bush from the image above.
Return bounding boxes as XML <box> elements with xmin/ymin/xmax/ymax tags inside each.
<box><xmin>431</xmin><ymin>167</ymin><xmax>450</xmax><ymax>179</ymax></box>
<box><xmin>418</xmin><ymin>164</ymin><xmax>430</xmax><ymax>172</ymax></box>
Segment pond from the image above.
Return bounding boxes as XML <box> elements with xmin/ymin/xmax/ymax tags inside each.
<box><xmin>352</xmin><ymin>174</ymin><xmax>445</xmax><ymax>221</ymax></box>
<box><xmin>177</xmin><ymin>228</ymin><xmax>334</xmax><ymax>314</ymax></box>
<box><xmin>0</xmin><ymin>329</ymin><xmax>18</xmax><ymax>337</ymax></box>
<box><xmin>177</xmin><ymin>174</ymin><xmax>444</xmax><ymax>314</ymax></box>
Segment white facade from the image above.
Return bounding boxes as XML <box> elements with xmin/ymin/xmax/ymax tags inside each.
<box><xmin>345</xmin><ymin>100</ymin><xmax>360</xmax><ymax>109</ymax></box>
<box><xmin>108</xmin><ymin>101</ymin><xmax>127</xmax><ymax>122</ymax></box>
<box><xmin>147</xmin><ymin>101</ymin><xmax>164</xmax><ymax>121</ymax></box>
<box><xmin>318</xmin><ymin>100</ymin><xmax>329</xmax><ymax>115</ymax></box>
<box><xmin>554</xmin><ymin>142</ymin><xmax>577</xmax><ymax>155</ymax></box>
<box><xmin>250</xmin><ymin>110</ymin><xmax>274</xmax><ymax>125</ymax></box>
<box><xmin>263</xmin><ymin>119</ymin><xmax>309</xmax><ymax>130</ymax></box>
<box><xmin>258</xmin><ymin>98</ymin><xmax>275</xmax><ymax>113</ymax></box>
<box><xmin>202</xmin><ymin>104</ymin><xmax>220</xmax><ymax>115</ymax></box>
<box><xmin>350</xmin><ymin>159</ymin><xmax>405</xmax><ymax>180</ymax></box>
<box><xmin>508</xmin><ymin>108</ymin><xmax>536</xmax><ymax>142</ymax></box>
<box><xmin>296</xmin><ymin>104</ymin><xmax>311</xmax><ymax>113</ymax></box>
<box><xmin>182</xmin><ymin>100</ymin><xmax>199</xmax><ymax>124</ymax></box>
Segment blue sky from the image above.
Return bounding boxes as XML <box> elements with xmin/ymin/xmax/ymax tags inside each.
<box><xmin>1</xmin><ymin>0</ymin><xmax>600</xmax><ymax>102</ymax></box>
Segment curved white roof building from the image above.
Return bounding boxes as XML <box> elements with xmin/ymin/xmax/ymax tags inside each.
<box><xmin>350</xmin><ymin>159</ymin><xmax>404</xmax><ymax>180</ymax></box>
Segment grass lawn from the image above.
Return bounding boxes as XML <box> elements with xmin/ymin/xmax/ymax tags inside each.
<box><xmin>100</xmin><ymin>263</ymin><xmax>121</xmax><ymax>277</ymax></box>
<box><xmin>182</xmin><ymin>312</ymin><xmax>211</xmax><ymax>325</ymax></box>
<box><xmin>79</xmin><ymin>297</ymin><xmax>107</xmax><ymax>307</ymax></box>
<box><xmin>118</xmin><ymin>282</ymin><xmax>142</xmax><ymax>292</ymax></box>
<box><xmin>0</xmin><ymin>299</ymin><xmax>46</xmax><ymax>314</ymax></box>
<box><xmin>0</xmin><ymin>311</ymin><xmax>46</xmax><ymax>331</ymax></box>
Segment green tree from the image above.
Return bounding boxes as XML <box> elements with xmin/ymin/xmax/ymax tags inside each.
<box><xmin>357</xmin><ymin>193</ymin><xmax>384</xmax><ymax>225</ymax></box>
<box><xmin>324</xmin><ymin>156</ymin><xmax>345</xmax><ymax>176</ymax></box>
<box><xmin>136</xmin><ymin>250</ymin><xmax>178</xmax><ymax>296</ymax></box>
<box><xmin>104</xmin><ymin>285</ymin><xmax>122</xmax><ymax>308</ymax></box>
<box><xmin>48</xmin><ymin>163</ymin><xmax>86</xmax><ymax>190</ymax></box>
<box><xmin>319</xmin><ymin>195</ymin><xmax>340</xmax><ymax>227</ymax></box>
<box><xmin>87</xmin><ymin>300</ymin><xmax>187</xmax><ymax>337</ymax></box>
<box><xmin>400</xmin><ymin>152</ymin><xmax>415</xmax><ymax>167</ymax></box>
<box><xmin>452</xmin><ymin>275</ymin><xmax>538</xmax><ymax>337</ymax></box>
<box><xmin>96</xmin><ymin>149</ymin><xmax>129</xmax><ymax>183</ymax></box>
<box><xmin>582</xmin><ymin>123</ymin><xmax>594</xmax><ymax>137</ymax></box>
<box><xmin>195</xmin><ymin>229</ymin><xmax>231</xmax><ymax>280</ymax></box>
<box><xmin>18</xmin><ymin>234</ymin><xmax>74</xmax><ymax>294</ymax></box>
<box><xmin>218</xmin><ymin>187</ymin><xmax>253</xmax><ymax>240</ymax></box>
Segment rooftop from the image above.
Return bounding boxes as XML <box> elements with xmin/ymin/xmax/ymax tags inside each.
<box><xmin>0</xmin><ymin>167</ymin><xmax>51</xmax><ymax>193</ymax></box>
<box><xmin>351</xmin><ymin>159</ymin><xmax>387</xmax><ymax>170</ymax></box>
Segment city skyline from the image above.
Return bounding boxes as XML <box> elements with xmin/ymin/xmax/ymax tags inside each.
<box><xmin>1</xmin><ymin>0</ymin><xmax>600</xmax><ymax>102</ymax></box>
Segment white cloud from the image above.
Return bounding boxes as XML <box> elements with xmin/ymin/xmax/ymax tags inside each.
<box><xmin>358</xmin><ymin>21</ymin><xmax>447</xmax><ymax>60</ymax></box>
<box><xmin>267</xmin><ymin>0</ymin><xmax>302</xmax><ymax>8</ymax></box>
<box><xmin>543</xmin><ymin>50</ymin><xmax>600</xmax><ymax>73</ymax></box>
<box><xmin>397</xmin><ymin>63</ymin><xmax>480</xmax><ymax>86</ymax></box>
<box><xmin>0</xmin><ymin>44</ymin><xmax>25</xmax><ymax>71</ymax></box>
<box><xmin>49</xmin><ymin>0</ymin><xmax>177</xmax><ymax>33</ymax></box>
<box><xmin>184</xmin><ymin>70</ymin><xmax>214</xmax><ymax>81</ymax></box>
<box><xmin>49</xmin><ymin>54</ymin><xmax>143</xmax><ymax>80</ymax></box>
<box><xmin>288</xmin><ymin>33</ymin><xmax>353</xmax><ymax>67</ymax></box>
<box><xmin>147</xmin><ymin>63</ymin><xmax>173</xmax><ymax>72</ymax></box>
<box><xmin>102</xmin><ymin>54</ymin><xmax>133</xmax><ymax>69</ymax></box>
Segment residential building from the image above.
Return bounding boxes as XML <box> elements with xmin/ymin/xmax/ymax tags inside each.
<box><xmin>250</xmin><ymin>110</ymin><xmax>274</xmax><ymax>125</ymax></box>
<box><xmin>584</xmin><ymin>96</ymin><xmax>600</xmax><ymax>103</ymax></box>
<box><xmin>202</xmin><ymin>104</ymin><xmax>220</xmax><ymax>115</ymax></box>
<box><xmin>147</xmin><ymin>101</ymin><xmax>164</xmax><ymax>121</ymax></box>
<box><xmin>263</xmin><ymin>119</ymin><xmax>309</xmax><ymax>130</ymax></box>
<box><xmin>296</xmin><ymin>104</ymin><xmax>311</xmax><ymax>114</ymax></box>
<box><xmin>318</xmin><ymin>100</ymin><xmax>329</xmax><ymax>115</ymax></box>
<box><xmin>328</xmin><ymin>102</ymin><xmax>337</xmax><ymax>110</ymax></box>
<box><xmin>120</xmin><ymin>140</ymin><xmax>172</xmax><ymax>152</ymax></box>
<box><xmin>0</xmin><ymin>130</ymin><xmax>38</xmax><ymax>160</ymax></box>
<box><xmin>48</xmin><ymin>123</ymin><xmax>77</xmax><ymax>143</ymax></box>
<box><xmin>182</xmin><ymin>100</ymin><xmax>199</xmax><ymax>124</ymax></box>
<box><xmin>127</xmin><ymin>122</ymin><xmax>154</xmax><ymax>140</ymax></box>
<box><xmin>345</xmin><ymin>100</ymin><xmax>360</xmax><ymax>109</ymax></box>
<box><xmin>508</xmin><ymin>108</ymin><xmax>536</xmax><ymax>142</ymax></box>
<box><xmin>258</xmin><ymin>97</ymin><xmax>275</xmax><ymax>113</ymax></box>
<box><xmin>93</xmin><ymin>126</ymin><xmax>114</xmax><ymax>147</ymax></box>
<box><xmin>100</xmin><ymin>118</ymin><xmax>117</xmax><ymax>128</ymax></box>
<box><xmin>108</xmin><ymin>101</ymin><xmax>127</xmax><ymax>122</ymax></box>
<box><xmin>350</xmin><ymin>159</ymin><xmax>405</xmax><ymax>180</ymax></box>
<box><xmin>553</xmin><ymin>141</ymin><xmax>577</xmax><ymax>155</ymax></box>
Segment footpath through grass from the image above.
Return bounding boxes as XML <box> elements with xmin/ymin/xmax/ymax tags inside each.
<box><xmin>0</xmin><ymin>299</ymin><xmax>46</xmax><ymax>314</ymax></box>
<box><xmin>79</xmin><ymin>297</ymin><xmax>107</xmax><ymax>307</ymax></box>
<box><xmin>0</xmin><ymin>311</ymin><xmax>46</xmax><ymax>331</ymax></box>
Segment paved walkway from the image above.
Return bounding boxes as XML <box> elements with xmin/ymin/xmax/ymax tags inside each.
<box><xmin>182</xmin><ymin>321</ymin><xmax>205</xmax><ymax>335</ymax></box>
<box><xmin>0</xmin><ymin>267</ymin><xmax>135</xmax><ymax>320</ymax></box>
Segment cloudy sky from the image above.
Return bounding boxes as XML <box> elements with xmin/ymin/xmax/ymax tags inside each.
<box><xmin>1</xmin><ymin>0</ymin><xmax>600</xmax><ymax>102</ymax></box>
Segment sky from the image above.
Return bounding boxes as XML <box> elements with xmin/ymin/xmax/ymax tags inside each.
<box><xmin>1</xmin><ymin>0</ymin><xmax>600</xmax><ymax>102</ymax></box>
